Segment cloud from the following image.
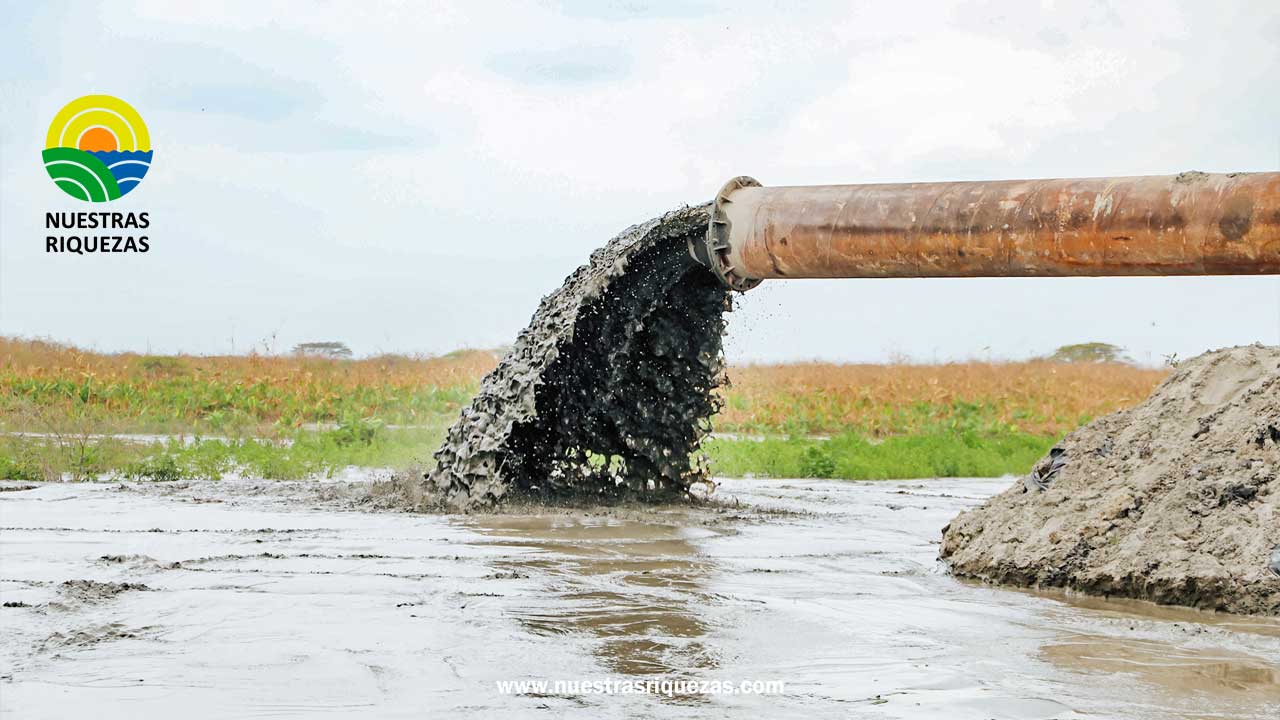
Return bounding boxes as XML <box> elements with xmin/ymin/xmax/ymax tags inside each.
<box><xmin>554</xmin><ymin>0</ymin><xmax>720</xmax><ymax>21</ymax></box>
<box><xmin>2</xmin><ymin>0</ymin><xmax>1277</xmax><ymax>360</ymax></box>
<box><xmin>777</xmin><ymin>36</ymin><xmax>1139</xmax><ymax>175</ymax></box>
<box><xmin>486</xmin><ymin>46</ymin><xmax>632</xmax><ymax>85</ymax></box>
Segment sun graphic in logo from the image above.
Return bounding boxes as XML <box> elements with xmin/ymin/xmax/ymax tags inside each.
<box><xmin>43</xmin><ymin>95</ymin><xmax>152</xmax><ymax>202</ymax></box>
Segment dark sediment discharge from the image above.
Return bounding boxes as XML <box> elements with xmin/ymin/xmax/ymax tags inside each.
<box><xmin>424</xmin><ymin>204</ymin><xmax>730</xmax><ymax>510</ymax></box>
<box><xmin>941</xmin><ymin>345</ymin><xmax>1280</xmax><ymax>615</ymax></box>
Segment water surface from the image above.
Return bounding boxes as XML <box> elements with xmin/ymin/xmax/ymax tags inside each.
<box><xmin>0</xmin><ymin>477</ymin><xmax>1276</xmax><ymax>718</ymax></box>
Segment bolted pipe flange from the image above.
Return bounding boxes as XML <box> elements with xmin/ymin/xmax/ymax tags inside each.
<box><xmin>689</xmin><ymin>175</ymin><xmax>763</xmax><ymax>292</ymax></box>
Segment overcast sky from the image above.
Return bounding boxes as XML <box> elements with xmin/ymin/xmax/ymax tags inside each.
<box><xmin>1</xmin><ymin>0</ymin><xmax>1277</xmax><ymax>364</ymax></box>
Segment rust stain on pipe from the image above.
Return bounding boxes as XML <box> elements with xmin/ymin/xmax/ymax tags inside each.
<box><xmin>692</xmin><ymin>172</ymin><xmax>1280</xmax><ymax>289</ymax></box>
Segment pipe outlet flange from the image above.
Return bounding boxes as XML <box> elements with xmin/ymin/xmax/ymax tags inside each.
<box><xmin>689</xmin><ymin>175</ymin><xmax>763</xmax><ymax>292</ymax></box>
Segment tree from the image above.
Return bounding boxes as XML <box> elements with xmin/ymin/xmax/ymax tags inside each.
<box><xmin>292</xmin><ymin>341</ymin><xmax>353</xmax><ymax>359</ymax></box>
<box><xmin>1047</xmin><ymin>342</ymin><xmax>1129</xmax><ymax>364</ymax></box>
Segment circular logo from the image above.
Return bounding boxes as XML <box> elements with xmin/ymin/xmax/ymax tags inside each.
<box><xmin>43</xmin><ymin>95</ymin><xmax>152</xmax><ymax>202</ymax></box>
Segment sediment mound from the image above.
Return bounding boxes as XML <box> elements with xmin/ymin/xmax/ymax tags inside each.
<box><xmin>941</xmin><ymin>345</ymin><xmax>1280</xmax><ymax>615</ymax></box>
<box><xmin>425</xmin><ymin>205</ymin><xmax>731</xmax><ymax>510</ymax></box>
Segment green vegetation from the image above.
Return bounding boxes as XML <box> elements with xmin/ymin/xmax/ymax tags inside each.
<box><xmin>1</xmin><ymin>421</ymin><xmax>447</xmax><ymax>483</ymax></box>
<box><xmin>2</xmin><ymin>425</ymin><xmax>1050</xmax><ymax>484</ymax></box>
<box><xmin>705</xmin><ymin>430</ymin><xmax>1055</xmax><ymax>481</ymax></box>
<box><xmin>1046</xmin><ymin>342</ymin><xmax>1130</xmax><ymax>363</ymax></box>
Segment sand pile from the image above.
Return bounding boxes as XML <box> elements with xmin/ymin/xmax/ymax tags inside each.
<box><xmin>425</xmin><ymin>205</ymin><xmax>731</xmax><ymax>510</ymax></box>
<box><xmin>942</xmin><ymin>345</ymin><xmax>1280</xmax><ymax>615</ymax></box>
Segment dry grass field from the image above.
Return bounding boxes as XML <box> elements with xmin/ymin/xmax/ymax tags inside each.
<box><xmin>719</xmin><ymin>361</ymin><xmax>1167</xmax><ymax>437</ymax></box>
<box><xmin>0</xmin><ymin>337</ymin><xmax>1168</xmax><ymax>481</ymax></box>
<box><xmin>0</xmin><ymin>337</ymin><xmax>495</xmax><ymax>434</ymax></box>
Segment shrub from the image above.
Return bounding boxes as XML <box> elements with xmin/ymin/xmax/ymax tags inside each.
<box><xmin>799</xmin><ymin>444</ymin><xmax>836</xmax><ymax>478</ymax></box>
<box><xmin>122</xmin><ymin>454</ymin><xmax>189</xmax><ymax>482</ymax></box>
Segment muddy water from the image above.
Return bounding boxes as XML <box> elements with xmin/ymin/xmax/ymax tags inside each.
<box><xmin>1</xmin><ymin>478</ymin><xmax>1277</xmax><ymax>719</ymax></box>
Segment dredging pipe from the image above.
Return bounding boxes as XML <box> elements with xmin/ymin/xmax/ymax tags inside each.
<box><xmin>689</xmin><ymin>172</ymin><xmax>1280</xmax><ymax>291</ymax></box>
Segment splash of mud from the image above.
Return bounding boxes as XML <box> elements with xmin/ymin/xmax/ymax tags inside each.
<box><xmin>425</xmin><ymin>205</ymin><xmax>731</xmax><ymax>510</ymax></box>
<box><xmin>942</xmin><ymin>345</ymin><xmax>1280</xmax><ymax>615</ymax></box>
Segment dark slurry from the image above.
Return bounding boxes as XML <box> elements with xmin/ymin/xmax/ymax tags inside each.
<box><xmin>426</xmin><ymin>205</ymin><xmax>730</xmax><ymax>510</ymax></box>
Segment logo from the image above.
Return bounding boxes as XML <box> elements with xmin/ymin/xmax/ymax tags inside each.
<box><xmin>43</xmin><ymin>95</ymin><xmax>152</xmax><ymax>203</ymax></box>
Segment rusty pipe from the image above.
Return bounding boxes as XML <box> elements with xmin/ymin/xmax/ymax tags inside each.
<box><xmin>689</xmin><ymin>172</ymin><xmax>1280</xmax><ymax>291</ymax></box>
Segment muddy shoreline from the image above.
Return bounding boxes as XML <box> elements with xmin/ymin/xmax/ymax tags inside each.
<box><xmin>943</xmin><ymin>346</ymin><xmax>1280</xmax><ymax>616</ymax></box>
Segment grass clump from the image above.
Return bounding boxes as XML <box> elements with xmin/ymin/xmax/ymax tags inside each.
<box><xmin>0</xmin><ymin>454</ymin><xmax>44</xmax><ymax>482</ymax></box>
<box><xmin>122</xmin><ymin>454</ymin><xmax>189</xmax><ymax>482</ymax></box>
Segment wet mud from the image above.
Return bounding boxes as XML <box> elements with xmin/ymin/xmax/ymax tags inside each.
<box><xmin>2</xmin><ymin>477</ymin><xmax>1278</xmax><ymax>718</ymax></box>
<box><xmin>943</xmin><ymin>345</ymin><xmax>1280</xmax><ymax>615</ymax></box>
<box><xmin>427</xmin><ymin>205</ymin><xmax>731</xmax><ymax>510</ymax></box>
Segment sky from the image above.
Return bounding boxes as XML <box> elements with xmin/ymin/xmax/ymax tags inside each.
<box><xmin>1</xmin><ymin>0</ymin><xmax>1278</xmax><ymax>365</ymax></box>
